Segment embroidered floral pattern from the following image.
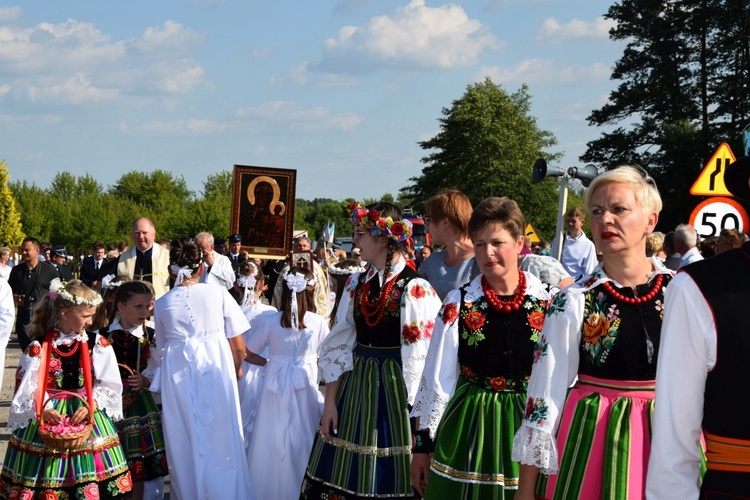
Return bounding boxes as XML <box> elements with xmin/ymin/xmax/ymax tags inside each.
<box><xmin>460</xmin><ymin>365</ymin><xmax>529</xmax><ymax>392</ymax></box>
<box><xmin>547</xmin><ymin>291</ymin><xmax>568</xmax><ymax>317</ymax></box>
<box><xmin>461</xmin><ymin>301</ymin><xmax>488</xmax><ymax>347</ymax></box>
<box><xmin>533</xmin><ymin>334</ymin><xmax>548</xmax><ymax>364</ymax></box>
<box><xmin>441</xmin><ymin>302</ymin><xmax>459</xmax><ymax>325</ymax></box>
<box><xmin>582</xmin><ymin>290</ymin><xmax>621</xmax><ymax>367</ymax></box>
<box><xmin>524</xmin><ymin>397</ymin><xmax>549</xmax><ymax>425</ymax></box>
<box><xmin>523</xmin><ymin>296</ymin><xmax>548</xmax><ymax>342</ymax></box>
<box><xmin>28</xmin><ymin>343</ymin><xmax>42</xmax><ymax>358</ymax></box>
<box><xmin>401</xmin><ymin>320</ymin><xmax>435</xmax><ymax>345</ymax></box>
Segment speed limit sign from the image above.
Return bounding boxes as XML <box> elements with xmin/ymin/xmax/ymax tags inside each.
<box><xmin>689</xmin><ymin>197</ymin><xmax>749</xmax><ymax>239</ymax></box>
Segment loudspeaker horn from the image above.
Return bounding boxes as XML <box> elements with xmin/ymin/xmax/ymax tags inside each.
<box><xmin>533</xmin><ymin>158</ymin><xmax>566</xmax><ymax>183</ymax></box>
<box><xmin>567</xmin><ymin>164</ymin><xmax>599</xmax><ymax>188</ymax></box>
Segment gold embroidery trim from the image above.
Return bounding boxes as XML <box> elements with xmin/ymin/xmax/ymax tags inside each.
<box><xmin>318</xmin><ymin>429</ymin><xmax>412</xmax><ymax>457</ymax></box>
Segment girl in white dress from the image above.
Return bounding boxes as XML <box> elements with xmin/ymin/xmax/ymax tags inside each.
<box><xmin>245</xmin><ymin>266</ymin><xmax>330</xmax><ymax>500</ymax></box>
<box><xmin>150</xmin><ymin>241</ymin><xmax>254</xmax><ymax>500</ymax></box>
<box><xmin>236</xmin><ymin>260</ymin><xmax>277</xmax><ymax>451</ymax></box>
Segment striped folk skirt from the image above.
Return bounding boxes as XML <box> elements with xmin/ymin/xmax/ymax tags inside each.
<box><xmin>537</xmin><ymin>375</ymin><xmax>655</xmax><ymax>500</ymax></box>
<box><xmin>0</xmin><ymin>394</ymin><xmax>132</xmax><ymax>499</ymax></box>
<box><xmin>115</xmin><ymin>389</ymin><xmax>168</xmax><ymax>483</ymax></box>
<box><xmin>424</xmin><ymin>373</ymin><xmax>526</xmax><ymax>500</ymax></box>
<box><xmin>302</xmin><ymin>344</ymin><xmax>413</xmax><ymax>499</ymax></box>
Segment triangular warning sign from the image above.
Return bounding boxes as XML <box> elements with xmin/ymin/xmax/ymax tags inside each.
<box><xmin>690</xmin><ymin>143</ymin><xmax>737</xmax><ymax>196</ymax></box>
<box><xmin>524</xmin><ymin>223</ymin><xmax>541</xmax><ymax>244</ymax></box>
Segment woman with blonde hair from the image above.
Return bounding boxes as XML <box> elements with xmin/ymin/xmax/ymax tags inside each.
<box><xmin>513</xmin><ymin>166</ymin><xmax>674</xmax><ymax>499</ymax></box>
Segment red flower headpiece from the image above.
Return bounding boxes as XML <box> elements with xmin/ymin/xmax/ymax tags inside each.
<box><xmin>348</xmin><ymin>202</ymin><xmax>413</xmax><ymax>243</ymax></box>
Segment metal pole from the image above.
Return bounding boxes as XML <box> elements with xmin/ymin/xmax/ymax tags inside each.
<box><xmin>552</xmin><ymin>177</ymin><xmax>569</xmax><ymax>262</ymax></box>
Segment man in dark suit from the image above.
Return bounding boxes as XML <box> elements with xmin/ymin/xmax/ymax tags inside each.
<box><xmin>226</xmin><ymin>234</ymin><xmax>246</xmax><ymax>273</ymax></box>
<box><xmin>80</xmin><ymin>241</ymin><xmax>106</xmax><ymax>287</ymax></box>
<box><xmin>47</xmin><ymin>245</ymin><xmax>74</xmax><ymax>281</ymax></box>
<box><xmin>8</xmin><ymin>237</ymin><xmax>58</xmax><ymax>350</ymax></box>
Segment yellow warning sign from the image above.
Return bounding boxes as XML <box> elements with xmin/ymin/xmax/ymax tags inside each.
<box><xmin>525</xmin><ymin>224</ymin><xmax>541</xmax><ymax>243</ymax></box>
<box><xmin>690</xmin><ymin>143</ymin><xmax>737</xmax><ymax>196</ymax></box>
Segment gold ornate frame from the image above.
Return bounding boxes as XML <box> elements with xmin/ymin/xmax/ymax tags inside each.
<box><xmin>230</xmin><ymin>165</ymin><xmax>296</xmax><ymax>259</ymax></box>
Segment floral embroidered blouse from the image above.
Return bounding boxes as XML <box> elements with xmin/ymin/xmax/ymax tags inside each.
<box><xmin>9</xmin><ymin>330</ymin><xmax>124</xmax><ymax>431</ymax></box>
<box><xmin>318</xmin><ymin>256</ymin><xmax>442</xmax><ymax>406</ymax></box>
<box><xmin>411</xmin><ymin>272</ymin><xmax>551</xmax><ymax>438</ymax></box>
<box><xmin>511</xmin><ymin>259</ymin><xmax>674</xmax><ymax>473</ymax></box>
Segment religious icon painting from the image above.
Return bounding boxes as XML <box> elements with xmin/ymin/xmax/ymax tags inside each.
<box><xmin>231</xmin><ymin>165</ymin><xmax>297</xmax><ymax>259</ymax></box>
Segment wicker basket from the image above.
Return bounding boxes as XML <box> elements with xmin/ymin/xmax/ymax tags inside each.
<box><xmin>118</xmin><ymin>363</ymin><xmax>139</xmax><ymax>410</ymax></box>
<box><xmin>38</xmin><ymin>391</ymin><xmax>93</xmax><ymax>451</ymax></box>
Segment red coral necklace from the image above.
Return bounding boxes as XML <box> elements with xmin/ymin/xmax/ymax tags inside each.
<box><xmin>51</xmin><ymin>331</ymin><xmax>80</xmax><ymax>358</ymax></box>
<box><xmin>360</xmin><ymin>275</ymin><xmax>397</xmax><ymax>327</ymax></box>
<box><xmin>481</xmin><ymin>273</ymin><xmax>527</xmax><ymax>313</ymax></box>
<box><xmin>602</xmin><ymin>273</ymin><xmax>664</xmax><ymax>305</ymax></box>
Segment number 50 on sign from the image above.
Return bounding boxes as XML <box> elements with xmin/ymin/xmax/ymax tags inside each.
<box><xmin>689</xmin><ymin>197</ymin><xmax>749</xmax><ymax>239</ymax></box>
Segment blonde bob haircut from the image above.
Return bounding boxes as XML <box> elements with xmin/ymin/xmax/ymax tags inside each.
<box><xmin>585</xmin><ymin>165</ymin><xmax>663</xmax><ymax>216</ymax></box>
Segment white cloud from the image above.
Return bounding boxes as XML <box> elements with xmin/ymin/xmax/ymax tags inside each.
<box><xmin>135</xmin><ymin>118</ymin><xmax>228</xmax><ymax>134</ymax></box>
<box><xmin>536</xmin><ymin>16</ymin><xmax>615</xmax><ymax>44</ymax></box>
<box><xmin>132</xmin><ymin>20</ymin><xmax>204</xmax><ymax>53</ymax></box>
<box><xmin>0</xmin><ymin>17</ymin><xmax>207</xmax><ymax>105</ymax></box>
<box><xmin>317</xmin><ymin>0</ymin><xmax>502</xmax><ymax>74</ymax></box>
<box><xmin>0</xmin><ymin>83</ymin><xmax>9</xmax><ymax>95</ymax></box>
<box><xmin>477</xmin><ymin>60</ymin><xmax>611</xmax><ymax>85</ymax></box>
<box><xmin>0</xmin><ymin>6</ymin><xmax>22</xmax><ymax>22</ymax></box>
<box><xmin>235</xmin><ymin>101</ymin><xmax>364</xmax><ymax>132</ymax></box>
<box><xmin>28</xmin><ymin>72</ymin><xmax>119</xmax><ymax>104</ymax></box>
<box><xmin>271</xmin><ymin>61</ymin><xmax>360</xmax><ymax>87</ymax></box>
<box><xmin>149</xmin><ymin>59</ymin><xmax>206</xmax><ymax>93</ymax></box>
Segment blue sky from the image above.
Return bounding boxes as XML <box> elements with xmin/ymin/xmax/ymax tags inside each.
<box><xmin>0</xmin><ymin>1</ymin><xmax>624</xmax><ymax>201</ymax></box>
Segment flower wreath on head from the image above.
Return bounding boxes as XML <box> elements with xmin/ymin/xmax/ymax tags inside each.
<box><xmin>348</xmin><ymin>202</ymin><xmax>413</xmax><ymax>243</ymax></box>
<box><xmin>101</xmin><ymin>274</ymin><xmax>126</xmax><ymax>291</ymax></box>
<box><xmin>48</xmin><ymin>278</ymin><xmax>103</xmax><ymax>307</ymax></box>
<box><xmin>328</xmin><ymin>263</ymin><xmax>366</xmax><ymax>276</ymax></box>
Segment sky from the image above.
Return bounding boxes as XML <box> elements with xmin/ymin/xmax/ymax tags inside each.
<box><xmin>0</xmin><ymin>0</ymin><xmax>625</xmax><ymax>202</ymax></box>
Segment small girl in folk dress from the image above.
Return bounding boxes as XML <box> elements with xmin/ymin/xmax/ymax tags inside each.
<box><xmin>98</xmin><ymin>279</ymin><xmax>168</xmax><ymax>500</ymax></box>
<box><xmin>0</xmin><ymin>279</ymin><xmax>132</xmax><ymax>499</ymax></box>
<box><xmin>244</xmin><ymin>267</ymin><xmax>330</xmax><ymax>500</ymax></box>
<box><xmin>236</xmin><ymin>260</ymin><xmax>277</xmax><ymax>450</ymax></box>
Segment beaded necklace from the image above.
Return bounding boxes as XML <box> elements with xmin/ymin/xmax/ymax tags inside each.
<box><xmin>602</xmin><ymin>273</ymin><xmax>664</xmax><ymax>305</ymax></box>
<box><xmin>360</xmin><ymin>274</ymin><xmax>397</xmax><ymax>327</ymax></box>
<box><xmin>481</xmin><ymin>272</ymin><xmax>527</xmax><ymax>313</ymax></box>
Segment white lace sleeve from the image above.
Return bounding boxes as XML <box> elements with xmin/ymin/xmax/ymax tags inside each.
<box><xmin>93</xmin><ymin>334</ymin><xmax>124</xmax><ymax>421</ymax></box>
<box><xmin>8</xmin><ymin>343</ymin><xmax>43</xmax><ymax>431</ymax></box>
<box><xmin>318</xmin><ymin>274</ymin><xmax>358</xmax><ymax>383</ymax></box>
<box><xmin>399</xmin><ymin>278</ymin><xmax>442</xmax><ymax>406</ymax></box>
<box><xmin>410</xmin><ymin>289</ymin><xmax>461</xmax><ymax>439</ymax></box>
<box><xmin>512</xmin><ymin>425</ymin><xmax>559</xmax><ymax>474</ymax></box>
<box><xmin>511</xmin><ymin>284</ymin><xmax>584</xmax><ymax>471</ymax></box>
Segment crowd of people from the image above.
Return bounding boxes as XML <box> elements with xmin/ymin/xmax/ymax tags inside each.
<box><xmin>0</xmin><ymin>159</ymin><xmax>749</xmax><ymax>499</ymax></box>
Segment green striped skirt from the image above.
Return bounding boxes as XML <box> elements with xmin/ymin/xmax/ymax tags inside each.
<box><xmin>424</xmin><ymin>373</ymin><xmax>526</xmax><ymax>500</ymax></box>
<box><xmin>0</xmin><ymin>394</ymin><xmax>132</xmax><ymax>499</ymax></box>
<box><xmin>115</xmin><ymin>389</ymin><xmax>168</xmax><ymax>482</ymax></box>
<box><xmin>302</xmin><ymin>344</ymin><xmax>413</xmax><ymax>499</ymax></box>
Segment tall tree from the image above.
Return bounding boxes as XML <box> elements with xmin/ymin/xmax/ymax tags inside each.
<box><xmin>0</xmin><ymin>161</ymin><xmax>24</xmax><ymax>246</ymax></box>
<box><xmin>583</xmin><ymin>0</ymin><xmax>750</xmax><ymax>229</ymax></box>
<box><xmin>407</xmin><ymin>77</ymin><xmax>561</xmax><ymax>238</ymax></box>
<box><xmin>9</xmin><ymin>180</ymin><xmax>51</xmax><ymax>242</ymax></box>
<box><xmin>109</xmin><ymin>170</ymin><xmax>195</xmax><ymax>238</ymax></box>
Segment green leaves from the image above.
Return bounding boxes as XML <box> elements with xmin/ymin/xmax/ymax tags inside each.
<box><xmin>409</xmin><ymin>77</ymin><xmax>562</xmax><ymax>239</ymax></box>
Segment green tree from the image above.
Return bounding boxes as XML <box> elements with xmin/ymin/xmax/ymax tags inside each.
<box><xmin>407</xmin><ymin>77</ymin><xmax>562</xmax><ymax>237</ymax></box>
<box><xmin>9</xmin><ymin>180</ymin><xmax>52</xmax><ymax>242</ymax></box>
<box><xmin>186</xmin><ymin>171</ymin><xmax>233</xmax><ymax>238</ymax></box>
<box><xmin>109</xmin><ymin>170</ymin><xmax>195</xmax><ymax>238</ymax></box>
<box><xmin>295</xmin><ymin>198</ymin><xmax>350</xmax><ymax>243</ymax></box>
<box><xmin>0</xmin><ymin>160</ymin><xmax>24</xmax><ymax>246</ymax></box>
<box><xmin>583</xmin><ymin>0</ymin><xmax>750</xmax><ymax>230</ymax></box>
